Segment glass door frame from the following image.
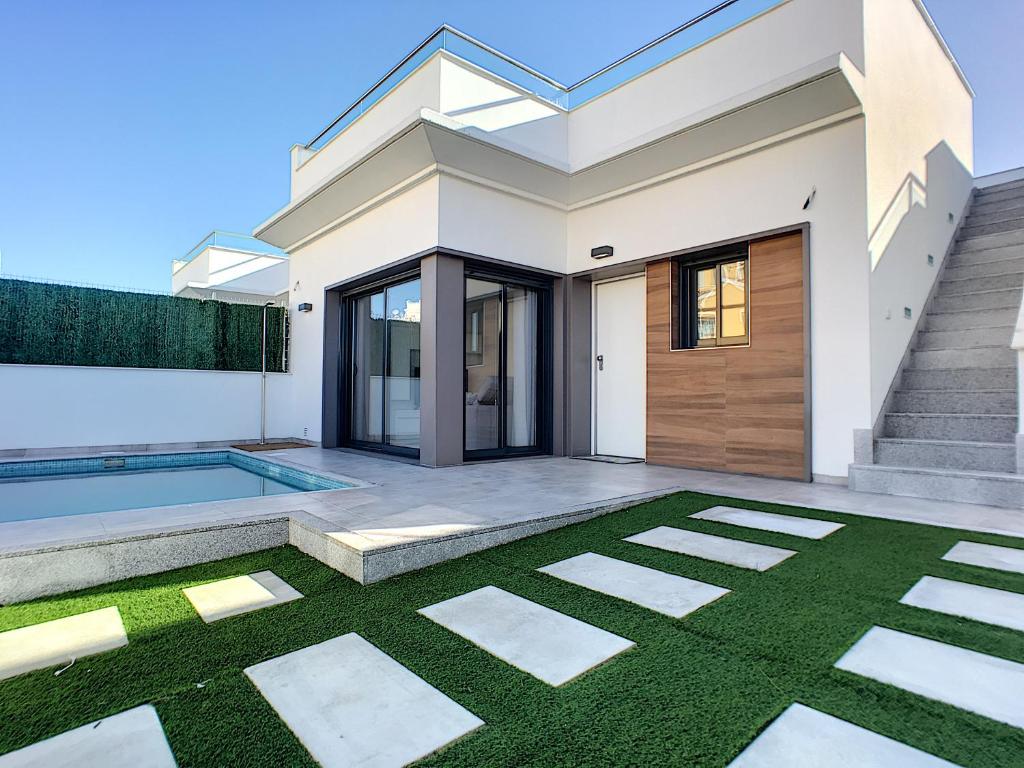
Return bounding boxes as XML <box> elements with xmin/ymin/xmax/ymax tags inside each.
<box><xmin>462</xmin><ymin>265</ymin><xmax>553</xmax><ymax>461</ymax></box>
<box><xmin>340</xmin><ymin>270</ymin><xmax>421</xmax><ymax>459</ymax></box>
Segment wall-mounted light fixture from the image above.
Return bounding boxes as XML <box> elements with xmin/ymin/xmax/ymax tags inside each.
<box><xmin>298</xmin><ymin>302</ymin><xmax>313</xmax><ymax>313</ymax></box>
<box><xmin>591</xmin><ymin>245</ymin><xmax>614</xmax><ymax>259</ymax></box>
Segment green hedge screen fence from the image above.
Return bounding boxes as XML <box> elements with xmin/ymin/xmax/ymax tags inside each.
<box><xmin>0</xmin><ymin>279</ymin><xmax>287</xmax><ymax>372</ymax></box>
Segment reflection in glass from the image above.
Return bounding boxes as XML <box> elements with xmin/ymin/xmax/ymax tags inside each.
<box><xmin>505</xmin><ymin>286</ymin><xmax>538</xmax><ymax>447</ymax></box>
<box><xmin>385</xmin><ymin>279</ymin><xmax>421</xmax><ymax>449</ymax></box>
<box><xmin>464</xmin><ymin>279</ymin><xmax>502</xmax><ymax>451</ymax></box>
<box><xmin>351</xmin><ymin>292</ymin><xmax>384</xmax><ymax>443</ymax></box>
<box><xmin>720</xmin><ymin>260</ymin><xmax>746</xmax><ymax>338</ymax></box>
<box><xmin>696</xmin><ymin>266</ymin><xmax>717</xmax><ymax>342</ymax></box>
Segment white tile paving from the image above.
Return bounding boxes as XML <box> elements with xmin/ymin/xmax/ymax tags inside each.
<box><xmin>182</xmin><ymin>571</ymin><xmax>302</xmax><ymax>623</ymax></box>
<box><xmin>417</xmin><ymin>585</ymin><xmax>634</xmax><ymax>686</ymax></box>
<box><xmin>691</xmin><ymin>506</ymin><xmax>845</xmax><ymax>540</ymax></box>
<box><xmin>942</xmin><ymin>541</ymin><xmax>1024</xmax><ymax>575</ymax></box>
<box><xmin>537</xmin><ymin>552</ymin><xmax>730</xmax><ymax>618</ymax></box>
<box><xmin>900</xmin><ymin>576</ymin><xmax>1024</xmax><ymax>633</ymax></box>
<box><xmin>244</xmin><ymin>633</ymin><xmax>483</xmax><ymax>768</ymax></box>
<box><xmin>0</xmin><ymin>606</ymin><xmax>127</xmax><ymax>682</ymax></box>
<box><xmin>624</xmin><ymin>526</ymin><xmax>796</xmax><ymax>571</ymax></box>
<box><xmin>728</xmin><ymin>702</ymin><xmax>960</xmax><ymax>767</ymax></box>
<box><xmin>834</xmin><ymin>626</ymin><xmax>1024</xmax><ymax>729</ymax></box>
<box><xmin>0</xmin><ymin>705</ymin><xmax>177</xmax><ymax>768</ymax></box>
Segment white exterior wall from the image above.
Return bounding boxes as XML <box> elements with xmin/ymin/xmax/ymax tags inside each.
<box><xmin>568</xmin><ymin>119</ymin><xmax>871</xmax><ymax>479</ymax></box>
<box><xmin>285</xmin><ymin>175</ymin><xmax>441</xmax><ymax>443</ymax></box>
<box><xmin>567</xmin><ymin>0</ymin><xmax>865</xmax><ymax>170</ymax></box>
<box><xmin>290</xmin><ymin>57</ymin><xmax>442</xmax><ymax>201</ymax></box>
<box><xmin>437</xmin><ymin>175</ymin><xmax>566</xmax><ymax>272</ymax></box>
<box><xmin>172</xmin><ymin>246</ymin><xmax>289</xmax><ymax>299</ymax></box>
<box><xmin>438</xmin><ymin>57</ymin><xmax>567</xmax><ymax>167</ymax></box>
<box><xmin>863</xmin><ymin>0</ymin><xmax>974</xmax><ymax>418</ymax></box>
<box><xmin>0</xmin><ymin>365</ymin><xmax>293</xmax><ymax>451</ymax></box>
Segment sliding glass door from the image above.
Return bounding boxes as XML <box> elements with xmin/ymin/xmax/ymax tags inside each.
<box><xmin>464</xmin><ymin>275</ymin><xmax>545</xmax><ymax>458</ymax></box>
<box><xmin>347</xmin><ymin>276</ymin><xmax>421</xmax><ymax>456</ymax></box>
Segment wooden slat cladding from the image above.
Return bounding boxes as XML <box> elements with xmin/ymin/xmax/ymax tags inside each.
<box><xmin>646</xmin><ymin>231</ymin><xmax>808</xmax><ymax>480</ymax></box>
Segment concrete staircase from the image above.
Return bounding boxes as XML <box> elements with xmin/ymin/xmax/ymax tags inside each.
<box><xmin>850</xmin><ymin>178</ymin><xmax>1024</xmax><ymax>509</ymax></box>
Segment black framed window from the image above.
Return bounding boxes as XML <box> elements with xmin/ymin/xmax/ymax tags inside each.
<box><xmin>675</xmin><ymin>250</ymin><xmax>749</xmax><ymax>349</ymax></box>
<box><xmin>463</xmin><ymin>268</ymin><xmax>552</xmax><ymax>460</ymax></box>
<box><xmin>343</xmin><ymin>273</ymin><xmax>421</xmax><ymax>457</ymax></box>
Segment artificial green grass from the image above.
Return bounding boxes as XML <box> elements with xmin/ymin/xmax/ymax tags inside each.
<box><xmin>1</xmin><ymin>492</ymin><xmax>1023</xmax><ymax>766</ymax></box>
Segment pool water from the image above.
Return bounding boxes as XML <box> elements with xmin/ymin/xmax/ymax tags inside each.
<box><xmin>0</xmin><ymin>452</ymin><xmax>350</xmax><ymax>523</ymax></box>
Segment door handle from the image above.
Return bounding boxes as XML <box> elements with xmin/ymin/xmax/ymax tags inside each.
<box><xmin>596</xmin><ymin>354</ymin><xmax>604</xmax><ymax>371</ymax></box>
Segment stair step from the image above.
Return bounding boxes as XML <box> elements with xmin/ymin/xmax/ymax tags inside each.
<box><xmin>966</xmin><ymin>204</ymin><xmax>1024</xmax><ymax>227</ymax></box>
<box><xmin>873</xmin><ymin>438</ymin><xmax>1017</xmax><ymax>472</ymax></box>
<box><xmin>974</xmin><ymin>186</ymin><xmax>1024</xmax><ymax>206</ymax></box>
<box><xmin>849</xmin><ymin>463</ymin><xmax>1024</xmax><ymax>509</ymax></box>
<box><xmin>957</xmin><ymin>229</ymin><xmax>1024</xmax><ymax>252</ymax></box>
<box><xmin>916</xmin><ymin>326</ymin><xmax>1014</xmax><ymax>350</ymax></box>
<box><xmin>909</xmin><ymin>346</ymin><xmax>1014</xmax><ymax>370</ymax></box>
<box><xmin>883</xmin><ymin>413</ymin><xmax>1017</xmax><ymax>442</ymax></box>
<box><xmin>931</xmin><ymin>288</ymin><xmax>1023</xmax><ymax>312</ymax></box>
<box><xmin>948</xmin><ymin>243</ymin><xmax>1024</xmax><ymax>266</ymax></box>
<box><xmin>923</xmin><ymin>305</ymin><xmax>1018</xmax><ymax>330</ymax></box>
<box><xmin>976</xmin><ymin>177</ymin><xmax>1024</xmax><ymax>195</ymax></box>
<box><xmin>892</xmin><ymin>389</ymin><xmax>1017</xmax><ymax>414</ymax></box>
<box><xmin>940</xmin><ymin>272</ymin><xmax>1024</xmax><ymax>295</ymax></box>
<box><xmin>901</xmin><ymin>366</ymin><xmax>1016</xmax><ymax>390</ymax></box>
<box><xmin>943</xmin><ymin>254</ymin><xmax>1024</xmax><ymax>280</ymax></box>
<box><xmin>959</xmin><ymin>216</ymin><xmax>1024</xmax><ymax>239</ymax></box>
<box><xmin>970</xmin><ymin>193</ymin><xmax>1024</xmax><ymax>215</ymax></box>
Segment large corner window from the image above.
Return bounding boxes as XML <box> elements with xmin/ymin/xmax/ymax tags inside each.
<box><xmin>676</xmin><ymin>251</ymin><xmax>749</xmax><ymax>349</ymax></box>
<box><xmin>346</xmin><ymin>275</ymin><xmax>421</xmax><ymax>456</ymax></box>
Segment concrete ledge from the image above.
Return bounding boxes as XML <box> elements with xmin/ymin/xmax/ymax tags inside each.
<box><xmin>849</xmin><ymin>463</ymin><xmax>1024</xmax><ymax>509</ymax></box>
<box><xmin>0</xmin><ymin>519</ymin><xmax>289</xmax><ymax>604</ymax></box>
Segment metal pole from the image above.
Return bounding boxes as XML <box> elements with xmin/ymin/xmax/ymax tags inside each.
<box><xmin>261</xmin><ymin>301</ymin><xmax>273</xmax><ymax>445</ymax></box>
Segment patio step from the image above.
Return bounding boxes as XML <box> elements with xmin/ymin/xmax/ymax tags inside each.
<box><xmin>956</xmin><ymin>229</ymin><xmax>1024</xmax><ymax>252</ymax></box>
<box><xmin>943</xmin><ymin>254</ymin><xmax>1024</xmax><ymax>280</ymax></box>
<box><xmin>900</xmin><ymin>366</ymin><xmax>1016</xmax><ymax>391</ymax></box>
<box><xmin>947</xmin><ymin>244</ymin><xmax>1024</xmax><ymax>267</ymax></box>
<box><xmin>891</xmin><ymin>389</ymin><xmax>1017</xmax><ymax>415</ymax></box>
<box><xmin>974</xmin><ymin>184</ymin><xmax>1024</xmax><ymax>206</ymax></box>
<box><xmin>873</xmin><ymin>438</ymin><xmax>1017</xmax><ymax>473</ymax></box>
<box><xmin>849</xmin><ymin>463</ymin><xmax>1024</xmax><ymax>509</ymax></box>
<box><xmin>909</xmin><ymin>345</ymin><xmax>1014</xmax><ymax>370</ymax></box>
<box><xmin>939</xmin><ymin>272</ymin><xmax>1024</xmax><ymax>295</ymax></box>
<box><xmin>922</xmin><ymin>306</ymin><xmax>1018</xmax><ymax>331</ymax></box>
<box><xmin>959</xmin><ymin>216</ymin><xmax>1024</xmax><ymax>239</ymax></box>
<box><xmin>930</xmin><ymin>288</ymin><xmax>1023</xmax><ymax>313</ymax></box>
<box><xmin>915</xmin><ymin>325</ymin><xmax>1014</xmax><ymax>350</ymax></box>
<box><xmin>883</xmin><ymin>413</ymin><xmax>1017</xmax><ymax>443</ymax></box>
<box><xmin>965</xmin><ymin>203</ymin><xmax>1024</xmax><ymax>228</ymax></box>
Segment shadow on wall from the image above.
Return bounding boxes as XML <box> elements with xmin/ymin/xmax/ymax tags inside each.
<box><xmin>868</xmin><ymin>140</ymin><xmax>973</xmax><ymax>419</ymax></box>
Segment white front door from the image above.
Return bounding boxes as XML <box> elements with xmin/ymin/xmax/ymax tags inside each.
<box><xmin>593</xmin><ymin>275</ymin><xmax>646</xmax><ymax>458</ymax></box>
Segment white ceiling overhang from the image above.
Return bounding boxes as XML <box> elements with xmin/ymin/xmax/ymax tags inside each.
<box><xmin>255</xmin><ymin>53</ymin><xmax>864</xmax><ymax>250</ymax></box>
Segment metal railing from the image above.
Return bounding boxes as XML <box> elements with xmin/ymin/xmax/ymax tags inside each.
<box><xmin>305</xmin><ymin>0</ymin><xmax>786</xmax><ymax>151</ymax></box>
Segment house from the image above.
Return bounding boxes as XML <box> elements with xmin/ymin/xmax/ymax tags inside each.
<box><xmin>252</xmin><ymin>0</ymin><xmax>1020</xmax><ymax>506</ymax></box>
<box><xmin>172</xmin><ymin>230</ymin><xmax>289</xmax><ymax>304</ymax></box>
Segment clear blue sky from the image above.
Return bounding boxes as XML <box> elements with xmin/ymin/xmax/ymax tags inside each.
<box><xmin>0</xmin><ymin>0</ymin><xmax>1020</xmax><ymax>292</ymax></box>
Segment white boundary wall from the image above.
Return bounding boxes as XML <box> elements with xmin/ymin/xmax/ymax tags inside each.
<box><xmin>0</xmin><ymin>365</ymin><xmax>294</xmax><ymax>451</ymax></box>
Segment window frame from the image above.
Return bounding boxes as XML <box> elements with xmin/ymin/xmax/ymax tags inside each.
<box><xmin>675</xmin><ymin>248</ymin><xmax>750</xmax><ymax>350</ymax></box>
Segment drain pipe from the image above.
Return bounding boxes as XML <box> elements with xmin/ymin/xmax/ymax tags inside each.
<box><xmin>260</xmin><ymin>301</ymin><xmax>274</xmax><ymax>445</ymax></box>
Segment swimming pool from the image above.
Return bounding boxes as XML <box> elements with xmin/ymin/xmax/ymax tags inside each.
<box><xmin>0</xmin><ymin>451</ymin><xmax>351</xmax><ymax>523</ymax></box>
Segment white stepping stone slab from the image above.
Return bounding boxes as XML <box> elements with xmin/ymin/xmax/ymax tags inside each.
<box><xmin>901</xmin><ymin>576</ymin><xmax>1024</xmax><ymax>633</ymax></box>
<box><xmin>182</xmin><ymin>570</ymin><xmax>302</xmax><ymax>623</ymax></box>
<box><xmin>942</xmin><ymin>541</ymin><xmax>1024</xmax><ymax>575</ymax></box>
<box><xmin>245</xmin><ymin>633</ymin><xmax>483</xmax><ymax>768</ymax></box>
<box><xmin>691</xmin><ymin>505</ymin><xmax>844</xmax><ymax>540</ymax></box>
<box><xmin>835</xmin><ymin>626</ymin><xmax>1024</xmax><ymax>729</ymax></box>
<box><xmin>417</xmin><ymin>585</ymin><xmax>634</xmax><ymax>686</ymax></box>
<box><xmin>728</xmin><ymin>702</ymin><xmax>960</xmax><ymax>767</ymax></box>
<box><xmin>537</xmin><ymin>552</ymin><xmax>730</xmax><ymax>618</ymax></box>
<box><xmin>624</xmin><ymin>526</ymin><xmax>796</xmax><ymax>571</ymax></box>
<box><xmin>0</xmin><ymin>705</ymin><xmax>177</xmax><ymax>768</ymax></box>
<box><xmin>0</xmin><ymin>606</ymin><xmax>127</xmax><ymax>682</ymax></box>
